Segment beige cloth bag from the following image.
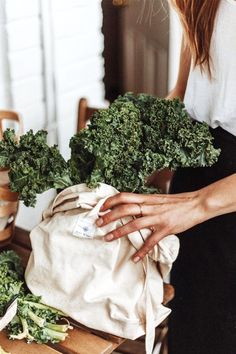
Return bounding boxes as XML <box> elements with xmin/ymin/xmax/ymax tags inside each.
<box><xmin>25</xmin><ymin>183</ymin><xmax>179</xmax><ymax>354</ymax></box>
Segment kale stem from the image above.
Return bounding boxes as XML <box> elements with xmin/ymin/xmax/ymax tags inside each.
<box><xmin>28</xmin><ymin>309</ymin><xmax>45</xmax><ymax>327</ymax></box>
<box><xmin>46</xmin><ymin>322</ymin><xmax>73</xmax><ymax>333</ymax></box>
<box><xmin>44</xmin><ymin>327</ymin><xmax>68</xmax><ymax>341</ymax></box>
<box><xmin>10</xmin><ymin>317</ymin><xmax>34</xmax><ymax>342</ymax></box>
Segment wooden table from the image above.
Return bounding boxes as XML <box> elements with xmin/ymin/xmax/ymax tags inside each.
<box><xmin>0</xmin><ymin>227</ymin><xmax>124</xmax><ymax>354</ymax></box>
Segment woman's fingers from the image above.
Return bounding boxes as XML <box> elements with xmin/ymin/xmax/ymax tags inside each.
<box><xmin>97</xmin><ymin>203</ymin><xmax>158</xmax><ymax>226</ymax></box>
<box><xmin>100</xmin><ymin>191</ymin><xmax>192</xmax><ymax>212</ymax></box>
<box><xmin>103</xmin><ymin>216</ymin><xmax>158</xmax><ymax>241</ymax></box>
<box><xmin>97</xmin><ymin>203</ymin><xmax>141</xmax><ymax>226</ymax></box>
<box><xmin>97</xmin><ymin>190</ymin><xmax>204</xmax><ymax>263</ymax></box>
<box><xmin>100</xmin><ymin>193</ymin><xmax>146</xmax><ymax>211</ymax></box>
<box><xmin>104</xmin><ymin>215</ymin><xmax>169</xmax><ymax>262</ymax></box>
<box><xmin>132</xmin><ymin>232</ymin><xmax>166</xmax><ymax>262</ymax></box>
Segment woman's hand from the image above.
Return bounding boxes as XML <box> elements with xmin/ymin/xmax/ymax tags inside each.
<box><xmin>96</xmin><ymin>190</ymin><xmax>207</xmax><ymax>262</ymax></box>
<box><xmin>96</xmin><ymin>173</ymin><xmax>236</xmax><ymax>262</ymax></box>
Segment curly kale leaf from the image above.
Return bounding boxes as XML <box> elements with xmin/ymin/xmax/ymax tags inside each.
<box><xmin>0</xmin><ymin>93</ymin><xmax>221</xmax><ymax>200</ymax></box>
<box><xmin>0</xmin><ymin>251</ymin><xmax>25</xmax><ymax>316</ymax></box>
<box><xmin>118</xmin><ymin>93</ymin><xmax>220</xmax><ymax>169</ymax></box>
<box><xmin>0</xmin><ymin>129</ymin><xmax>73</xmax><ymax>207</ymax></box>
<box><xmin>69</xmin><ymin>93</ymin><xmax>220</xmax><ymax>193</ymax></box>
<box><xmin>69</xmin><ymin>101</ymin><xmax>147</xmax><ymax>191</ymax></box>
<box><xmin>0</xmin><ymin>250</ymin><xmax>23</xmax><ymax>277</ymax></box>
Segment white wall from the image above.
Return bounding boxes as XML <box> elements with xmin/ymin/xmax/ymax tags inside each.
<box><xmin>5</xmin><ymin>0</ymin><xmax>46</xmax><ymax>132</ymax></box>
<box><xmin>0</xmin><ymin>0</ymin><xmax>105</xmax><ymax>230</ymax></box>
<box><xmin>51</xmin><ymin>0</ymin><xmax>105</xmax><ymax>159</ymax></box>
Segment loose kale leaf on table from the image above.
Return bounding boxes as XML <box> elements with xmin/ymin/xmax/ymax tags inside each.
<box><xmin>0</xmin><ymin>250</ymin><xmax>72</xmax><ymax>344</ymax></box>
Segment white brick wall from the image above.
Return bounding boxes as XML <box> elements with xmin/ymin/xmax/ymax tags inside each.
<box><xmin>51</xmin><ymin>0</ymin><xmax>105</xmax><ymax>160</ymax></box>
<box><xmin>5</xmin><ymin>0</ymin><xmax>39</xmax><ymax>21</ymax></box>
<box><xmin>0</xmin><ymin>0</ymin><xmax>105</xmax><ymax>230</ymax></box>
<box><xmin>4</xmin><ymin>0</ymin><xmax>46</xmax><ymax>132</ymax></box>
<box><xmin>8</xmin><ymin>48</ymin><xmax>43</xmax><ymax>80</ymax></box>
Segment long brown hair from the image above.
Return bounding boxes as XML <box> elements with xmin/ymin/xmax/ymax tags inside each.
<box><xmin>171</xmin><ymin>0</ymin><xmax>220</xmax><ymax>75</ymax></box>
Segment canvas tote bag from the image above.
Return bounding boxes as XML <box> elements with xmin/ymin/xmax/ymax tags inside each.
<box><xmin>25</xmin><ymin>183</ymin><xmax>179</xmax><ymax>354</ymax></box>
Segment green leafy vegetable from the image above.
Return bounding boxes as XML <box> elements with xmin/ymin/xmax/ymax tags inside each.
<box><xmin>0</xmin><ymin>130</ymin><xmax>72</xmax><ymax>207</ymax></box>
<box><xmin>69</xmin><ymin>93</ymin><xmax>221</xmax><ymax>192</ymax></box>
<box><xmin>0</xmin><ymin>94</ymin><xmax>221</xmax><ymax>206</ymax></box>
<box><xmin>0</xmin><ymin>250</ymin><xmax>72</xmax><ymax>344</ymax></box>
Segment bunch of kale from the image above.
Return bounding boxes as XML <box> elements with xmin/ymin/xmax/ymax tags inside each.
<box><xmin>69</xmin><ymin>93</ymin><xmax>220</xmax><ymax>192</ymax></box>
<box><xmin>0</xmin><ymin>129</ymin><xmax>72</xmax><ymax>207</ymax></box>
<box><xmin>0</xmin><ymin>93</ymin><xmax>221</xmax><ymax>207</ymax></box>
<box><xmin>0</xmin><ymin>250</ymin><xmax>72</xmax><ymax>344</ymax></box>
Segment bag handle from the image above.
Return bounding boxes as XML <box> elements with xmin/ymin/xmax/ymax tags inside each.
<box><xmin>48</xmin><ymin>184</ymin><xmax>92</xmax><ymax>215</ymax></box>
<box><xmin>141</xmin><ymin>256</ymin><xmax>156</xmax><ymax>354</ymax></box>
<box><xmin>44</xmin><ymin>183</ymin><xmax>118</xmax><ymax>219</ymax></box>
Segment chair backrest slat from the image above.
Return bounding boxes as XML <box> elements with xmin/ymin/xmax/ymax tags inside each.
<box><xmin>77</xmin><ymin>98</ymin><xmax>98</xmax><ymax>132</ymax></box>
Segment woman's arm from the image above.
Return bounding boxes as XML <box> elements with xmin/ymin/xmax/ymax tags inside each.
<box><xmin>166</xmin><ymin>37</ymin><xmax>191</xmax><ymax>100</ymax></box>
<box><xmin>96</xmin><ymin>40</ymin><xmax>236</xmax><ymax>262</ymax></box>
<box><xmin>97</xmin><ymin>173</ymin><xmax>236</xmax><ymax>262</ymax></box>
<box><xmin>201</xmin><ymin>173</ymin><xmax>236</xmax><ymax>217</ymax></box>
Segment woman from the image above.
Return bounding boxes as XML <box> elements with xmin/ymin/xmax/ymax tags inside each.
<box><xmin>96</xmin><ymin>1</ymin><xmax>236</xmax><ymax>353</ymax></box>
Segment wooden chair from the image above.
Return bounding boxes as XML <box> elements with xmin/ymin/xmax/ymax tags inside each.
<box><xmin>77</xmin><ymin>98</ymin><xmax>100</xmax><ymax>132</ymax></box>
<box><xmin>0</xmin><ymin>110</ymin><xmax>23</xmax><ymax>246</ymax></box>
<box><xmin>0</xmin><ymin>110</ymin><xmax>23</xmax><ymax>139</ymax></box>
<box><xmin>77</xmin><ymin>97</ymin><xmax>174</xmax><ymax>354</ymax></box>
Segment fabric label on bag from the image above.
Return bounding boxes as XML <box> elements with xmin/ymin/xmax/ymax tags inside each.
<box><xmin>72</xmin><ymin>216</ymin><xmax>96</xmax><ymax>239</ymax></box>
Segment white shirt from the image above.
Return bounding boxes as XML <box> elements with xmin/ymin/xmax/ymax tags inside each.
<box><xmin>184</xmin><ymin>0</ymin><xmax>236</xmax><ymax>136</ymax></box>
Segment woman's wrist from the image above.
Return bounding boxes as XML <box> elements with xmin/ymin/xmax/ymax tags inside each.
<box><xmin>199</xmin><ymin>173</ymin><xmax>236</xmax><ymax>220</ymax></box>
<box><xmin>189</xmin><ymin>190</ymin><xmax>210</xmax><ymax>225</ymax></box>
